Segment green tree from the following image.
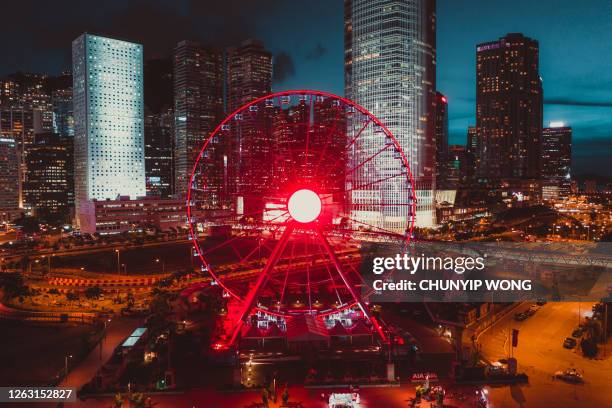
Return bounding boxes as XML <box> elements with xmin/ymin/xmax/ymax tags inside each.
<box><xmin>84</xmin><ymin>286</ymin><xmax>103</xmax><ymax>299</ymax></box>
<box><xmin>0</xmin><ymin>273</ymin><xmax>29</xmax><ymax>298</ymax></box>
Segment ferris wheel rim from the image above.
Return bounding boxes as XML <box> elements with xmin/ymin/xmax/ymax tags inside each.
<box><xmin>186</xmin><ymin>89</ymin><xmax>417</xmax><ymax>313</ymax></box>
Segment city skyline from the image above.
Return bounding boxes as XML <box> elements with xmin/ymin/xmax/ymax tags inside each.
<box><xmin>0</xmin><ymin>1</ymin><xmax>610</xmax><ymax>177</ymax></box>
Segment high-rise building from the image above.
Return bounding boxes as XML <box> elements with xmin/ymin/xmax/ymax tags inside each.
<box><xmin>173</xmin><ymin>41</ymin><xmax>223</xmax><ymax>198</ymax></box>
<box><xmin>541</xmin><ymin>122</ymin><xmax>571</xmax><ymax>200</ymax></box>
<box><xmin>475</xmin><ymin>33</ymin><xmax>543</xmax><ymax>180</ymax></box>
<box><xmin>24</xmin><ymin>133</ymin><xmax>73</xmax><ymax>222</ymax></box>
<box><xmin>435</xmin><ymin>92</ymin><xmax>448</xmax><ymax>188</ymax></box>
<box><xmin>446</xmin><ymin>145</ymin><xmax>467</xmax><ymax>188</ymax></box>
<box><xmin>226</xmin><ymin>39</ymin><xmax>273</xmax><ymax>112</ymax></box>
<box><xmin>52</xmin><ymin>88</ymin><xmax>74</xmax><ymax>138</ymax></box>
<box><xmin>0</xmin><ymin>107</ymin><xmax>34</xmax><ymax>208</ymax></box>
<box><xmin>72</xmin><ymin>33</ymin><xmax>146</xmax><ymax>227</ymax></box>
<box><xmin>344</xmin><ymin>0</ymin><xmax>437</xmax><ymax>229</ymax></box>
<box><xmin>0</xmin><ymin>137</ymin><xmax>19</xmax><ymax>212</ymax></box>
<box><xmin>145</xmin><ymin>108</ymin><xmax>174</xmax><ymax>198</ymax></box>
<box><xmin>466</xmin><ymin>126</ymin><xmax>479</xmax><ymax>183</ymax></box>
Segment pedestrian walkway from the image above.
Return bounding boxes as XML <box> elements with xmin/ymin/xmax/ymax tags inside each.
<box><xmin>61</xmin><ymin>316</ymin><xmax>142</xmax><ymax>389</ymax></box>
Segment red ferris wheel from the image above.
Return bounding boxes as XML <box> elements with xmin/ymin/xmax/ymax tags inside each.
<box><xmin>187</xmin><ymin>90</ymin><xmax>415</xmax><ymax>347</ymax></box>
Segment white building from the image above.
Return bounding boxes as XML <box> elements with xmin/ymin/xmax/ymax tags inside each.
<box><xmin>72</xmin><ymin>33</ymin><xmax>146</xmax><ymax>227</ymax></box>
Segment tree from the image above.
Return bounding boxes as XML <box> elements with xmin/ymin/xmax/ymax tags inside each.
<box><xmin>580</xmin><ymin>337</ymin><xmax>598</xmax><ymax>358</ymax></box>
<box><xmin>85</xmin><ymin>286</ymin><xmax>103</xmax><ymax>299</ymax></box>
<box><xmin>0</xmin><ymin>273</ymin><xmax>29</xmax><ymax>298</ymax></box>
<box><xmin>66</xmin><ymin>291</ymin><xmax>79</xmax><ymax>301</ymax></box>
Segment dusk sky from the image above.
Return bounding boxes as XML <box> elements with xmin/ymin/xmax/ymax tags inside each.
<box><xmin>2</xmin><ymin>0</ymin><xmax>611</xmax><ymax>176</ymax></box>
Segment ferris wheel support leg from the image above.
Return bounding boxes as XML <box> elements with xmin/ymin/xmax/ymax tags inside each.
<box><xmin>228</xmin><ymin>222</ymin><xmax>296</xmax><ymax>347</ymax></box>
<box><xmin>315</xmin><ymin>225</ymin><xmax>388</xmax><ymax>343</ymax></box>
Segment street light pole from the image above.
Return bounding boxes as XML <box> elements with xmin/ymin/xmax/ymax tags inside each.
<box><xmin>115</xmin><ymin>249</ymin><xmax>120</xmax><ymax>274</ymax></box>
<box><xmin>65</xmin><ymin>355</ymin><xmax>72</xmax><ymax>377</ymax></box>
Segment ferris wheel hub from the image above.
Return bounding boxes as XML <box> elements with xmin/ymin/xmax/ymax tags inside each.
<box><xmin>287</xmin><ymin>189</ymin><xmax>321</xmax><ymax>223</ymax></box>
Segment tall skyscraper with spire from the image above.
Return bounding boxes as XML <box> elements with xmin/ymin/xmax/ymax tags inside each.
<box><xmin>344</xmin><ymin>0</ymin><xmax>437</xmax><ymax>229</ymax></box>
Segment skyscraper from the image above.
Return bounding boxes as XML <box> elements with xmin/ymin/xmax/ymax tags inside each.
<box><xmin>344</xmin><ymin>0</ymin><xmax>437</xmax><ymax>229</ymax></box>
<box><xmin>145</xmin><ymin>108</ymin><xmax>174</xmax><ymax>198</ymax></box>
<box><xmin>24</xmin><ymin>133</ymin><xmax>73</xmax><ymax>222</ymax></box>
<box><xmin>0</xmin><ymin>107</ymin><xmax>34</xmax><ymax>208</ymax></box>
<box><xmin>475</xmin><ymin>33</ymin><xmax>543</xmax><ymax>181</ymax></box>
<box><xmin>0</xmin><ymin>137</ymin><xmax>19</xmax><ymax>212</ymax></box>
<box><xmin>173</xmin><ymin>41</ymin><xmax>223</xmax><ymax>198</ymax></box>
<box><xmin>52</xmin><ymin>88</ymin><xmax>74</xmax><ymax>138</ymax></box>
<box><xmin>226</xmin><ymin>40</ymin><xmax>273</xmax><ymax>113</ymax></box>
<box><xmin>466</xmin><ymin>126</ymin><xmax>479</xmax><ymax>183</ymax></box>
<box><xmin>72</xmin><ymin>33</ymin><xmax>146</xmax><ymax>227</ymax></box>
<box><xmin>435</xmin><ymin>92</ymin><xmax>448</xmax><ymax>189</ymax></box>
<box><xmin>446</xmin><ymin>145</ymin><xmax>467</xmax><ymax>188</ymax></box>
<box><xmin>541</xmin><ymin>122</ymin><xmax>571</xmax><ymax>200</ymax></box>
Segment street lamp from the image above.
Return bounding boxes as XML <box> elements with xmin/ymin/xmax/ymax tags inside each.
<box><xmin>155</xmin><ymin>258</ymin><xmax>165</xmax><ymax>274</ymax></box>
<box><xmin>65</xmin><ymin>354</ymin><xmax>72</xmax><ymax>377</ymax></box>
<box><xmin>115</xmin><ymin>249</ymin><xmax>120</xmax><ymax>274</ymax></box>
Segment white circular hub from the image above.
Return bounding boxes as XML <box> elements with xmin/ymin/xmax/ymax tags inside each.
<box><xmin>287</xmin><ymin>189</ymin><xmax>321</xmax><ymax>223</ymax></box>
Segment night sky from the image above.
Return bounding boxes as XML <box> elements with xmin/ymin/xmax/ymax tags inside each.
<box><xmin>2</xmin><ymin>0</ymin><xmax>610</xmax><ymax>177</ymax></box>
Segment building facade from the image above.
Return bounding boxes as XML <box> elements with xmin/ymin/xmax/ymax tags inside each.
<box><xmin>145</xmin><ymin>109</ymin><xmax>174</xmax><ymax>198</ymax></box>
<box><xmin>475</xmin><ymin>33</ymin><xmax>543</xmax><ymax>181</ymax></box>
<box><xmin>52</xmin><ymin>88</ymin><xmax>74</xmax><ymax>138</ymax></box>
<box><xmin>435</xmin><ymin>92</ymin><xmax>448</xmax><ymax>189</ymax></box>
<box><xmin>0</xmin><ymin>137</ymin><xmax>19</xmax><ymax>213</ymax></box>
<box><xmin>344</xmin><ymin>0</ymin><xmax>437</xmax><ymax>229</ymax></box>
<box><xmin>23</xmin><ymin>133</ymin><xmax>73</xmax><ymax>222</ymax></box>
<box><xmin>541</xmin><ymin>123</ymin><xmax>571</xmax><ymax>200</ymax></box>
<box><xmin>79</xmin><ymin>196</ymin><xmax>186</xmax><ymax>234</ymax></box>
<box><xmin>72</xmin><ymin>34</ymin><xmax>146</xmax><ymax>227</ymax></box>
<box><xmin>173</xmin><ymin>41</ymin><xmax>223</xmax><ymax>198</ymax></box>
<box><xmin>226</xmin><ymin>40</ymin><xmax>273</xmax><ymax>113</ymax></box>
<box><xmin>0</xmin><ymin>107</ymin><xmax>34</xmax><ymax>208</ymax></box>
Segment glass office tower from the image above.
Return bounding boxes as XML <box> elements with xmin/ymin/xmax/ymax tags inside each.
<box><xmin>345</xmin><ymin>0</ymin><xmax>437</xmax><ymax>230</ymax></box>
<box><xmin>72</xmin><ymin>34</ymin><xmax>146</xmax><ymax>226</ymax></box>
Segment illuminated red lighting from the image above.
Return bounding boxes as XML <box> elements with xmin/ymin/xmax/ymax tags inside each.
<box><xmin>441</xmin><ymin>96</ymin><xmax>447</xmax><ymax>103</ymax></box>
<box><xmin>287</xmin><ymin>189</ymin><xmax>321</xmax><ymax>223</ymax></box>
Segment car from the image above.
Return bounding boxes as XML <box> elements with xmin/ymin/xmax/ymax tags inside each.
<box><xmin>554</xmin><ymin>369</ymin><xmax>583</xmax><ymax>383</ymax></box>
<box><xmin>572</xmin><ymin>327</ymin><xmax>584</xmax><ymax>338</ymax></box>
<box><xmin>514</xmin><ymin>312</ymin><xmax>528</xmax><ymax>321</ymax></box>
<box><xmin>563</xmin><ymin>337</ymin><xmax>577</xmax><ymax>349</ymax></box>
<box><xmin>536</xmin><ymin>298</ymin><xmax>547</xmax><ymax>306</ymax></box>
<box><xmin>528</xmin><ymin>304</ymin><xmax>540</xmax><ymax>314</ymax></box>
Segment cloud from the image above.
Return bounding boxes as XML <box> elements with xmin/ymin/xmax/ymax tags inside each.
<box><xmin>272</xmin><ymin>51</ymin><xmax>295</xmax><ymax>84</ymax></box>
<box><xmin>545</xmin><ymin>98</ymin><xmax>612</xmax><ymax>108</ymax></box>
<box><xmin>306</xmin><ymin>43</ymin><xmax>327</xmax><ymax>60</ymax></box>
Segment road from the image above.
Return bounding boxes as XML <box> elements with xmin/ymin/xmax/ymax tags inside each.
<box><xmin>22</xmin><ymin>383</ymin><xmax>484</xmax><ymax>408</ymax></box>
<box><xmin>478</xmin><ymin>301</ymin><xmax>612</xmax><ymax>408</ymax></box>
<box><xmin>60</xmin><ymin>316</ymin><xmax>142</xmax><ymax>389</ymax></box>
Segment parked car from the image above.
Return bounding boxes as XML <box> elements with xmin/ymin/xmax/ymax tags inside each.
<box><xmin>514</xmin><ymin>312</ymin><xmax>528</xmax><ymax>321</ymax></box>
<box><xmin>554</xmin><ymin>369</ymin><xmax>583</xmax><ymax>383</ymax></box>
<box><xmin>536</xmin><ymin>298</ymin><xmax>547</xmax><ymax>306</ymax></box>
<box><xmin>528</xmin><ymin>304</ymin><xmax>540</xmax><ymax>314</ymax></box>
<box><xmin>572</xmin><ymin>327</ymin><xmax>585</xmax><ymax>338</ymax></box>
<box><xmin>563</xmin><ymin>337</ymin><xmax>577</xmax><ymax>349</ymax></box>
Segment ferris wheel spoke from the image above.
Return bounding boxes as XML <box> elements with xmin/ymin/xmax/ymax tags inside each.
<box><xmin>346</xmin><ymin>117</ymin><xmax>372</xmax><ymax>150</ymax></box>
<box><xmin>345</xmin><ymin>143</ymin><xmax>392</xmax><ymax>177</ymax></box>
<box><xmin>311</xmin><ymin>106</ymin><xmax>344</xmax><ymax>180</ymax></box>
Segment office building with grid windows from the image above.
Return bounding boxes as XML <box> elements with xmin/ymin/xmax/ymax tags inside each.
<box><xmin>72</xmin><ymin>33</ymin><xmax>146</xmax><ymax>228</ymax></box>
<box><xmin>344</xmin><ymin>0</ymin><xmax>437</xmax><ymax>230</ymax></box>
